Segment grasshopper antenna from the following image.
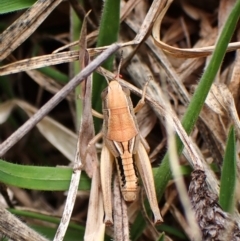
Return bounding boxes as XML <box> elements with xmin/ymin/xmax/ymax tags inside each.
<box><xmin>100</xmin><ymin>51</ymin><xmax>123</xmax><ymax>84</ymax></box>
<box><xmin>116</xmin><ymin>51</ymin><xmax>123</xmax><ymax>81</ymax></box>
<box><xmin>100</xmin><ymin>68</ymin><xmax>110</xmax><ymax>84</ymax></box>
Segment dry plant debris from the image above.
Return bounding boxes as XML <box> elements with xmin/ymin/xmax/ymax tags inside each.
<box><xmin>189</xmin><ymin>170</ymin><xmax>240</xmax><ymax>241</ymax></box>
<box><xmin>0</xmin><ymin>0</ymin><xmax>240</xmax><ymax>240</ymax></box>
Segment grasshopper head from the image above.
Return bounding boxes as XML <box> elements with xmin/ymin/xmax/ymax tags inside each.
<box><xmin>108</xmin><ymin>79</ymin><xmax>121</xmax><ymax>89</ymax></box>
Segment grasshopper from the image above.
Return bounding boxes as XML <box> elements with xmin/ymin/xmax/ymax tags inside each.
<box><xmin>91</xmin><ymin>70</ymin><xmax>163</xmax><ymax>226</ymax></box>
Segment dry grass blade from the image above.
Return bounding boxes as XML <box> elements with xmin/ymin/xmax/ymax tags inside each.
<box><xmin>113</xmin><ymin>176</ymin><xmax>129</xmax><ymax>241</ymax></box>
<box><xmin>74</xmin><ymin>14</ymin><xmax>104</xmax><ymax>240</ymax></box>
<box><xmin>130</xmin><ymin>0</ymin><xmax>169</xmax><ymax>44</ymax></box>
<box><xmin>218</xmin><ymin>84</ymin><xmax>240</xmax><ymax>139</ymax></box>
<box><xmin>53</xmin><ymin>14</ymin><xmax>98</xmax><ymax>241</ymax></box>
<box><xmin>53</xmin><ymin>149</ymin><xmax>81</xmax><ymax>241</ymax></box>
<box><xmin>84</xmin><ymin>166</ymin><xmax>105</xmax><ymax>241</ymax></box>
<box><xmin>78</xmin><ymin>13</ymin><xmax>98</xmax><ymax>178</ymax></box>
<box><xmin>0</xmin><ymin>100</ymin><xmax>15</xmax><ymax>124</ymax></box>
<box><xmin>26</xmin><ymin>69</ymin><xmax>70</xmax><ymax>99</ymax></box>
<box><xmin>205</xmin><ymin>84</ymin><xmax>227</xmax><ymax>116</ymax></box>
<box><xmin>69</xmin><ymin>0</ymin><xmax>97</xmax><ymax>30</ymax></box>
<box><xmin>0</xmin><ymin>48</ymin><xmax>107</xmax><ymax>76</ymax></box>
<box><xmin>0</xmin><ymin>50</ymin><xmax>80</xmax><ymax>76</ymax></box>
<box><xmin>120</xmin><ymin>0</ymin><xmax>142</xmax><ymax>22</ymax></box>
<box><xmin>163</xmin><ymin>94</ymin><xmax>201</xmax><ymax>240</ymax></box>
<box><xmin>218</xmin><ymin>0</ymin><xmax>236</xmax><ymax>32</ymax></box>
<box><xmin>0</xmin><ymin>207</ymin><xmax>49</xmax><ymax>241</ymax></box>
<box><xmin>0</xmin><ymin>0</ymin><xmax>63</xmax><ymax>61</ymax></box>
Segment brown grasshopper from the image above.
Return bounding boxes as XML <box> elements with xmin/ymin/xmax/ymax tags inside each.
<box><xmin>91</xmin><ymin>71</ymin><xmax>163</xmax><ymax>226</ymax></box>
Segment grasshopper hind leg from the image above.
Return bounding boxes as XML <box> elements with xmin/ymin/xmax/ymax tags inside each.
<box><xmin>134</xmin><ymin>142</ymin><xmax>163</xmax><ymax>224</ymax></box>
<box><xmin>100</xmin><ymin>145</ymin><xmax>115</xmax><ymax>225</ymax></box>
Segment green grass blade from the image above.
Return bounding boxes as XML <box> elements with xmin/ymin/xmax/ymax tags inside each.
<box><xmin>157</xmin><ymin>233</ymin><xmax>165</xmax><ymax>241</ymax></box>
<box><xmin>10</xmin><ymin>209</ymin><xmax>112</xmax><ymax>241</ymax></box>
<box><xmin>131</xmin><ymin>1</ymin><xmax>240</xmax><ymax>239</ymax></box>
<box><xmin>0</xmin><ymin>159</ymin><xmax>90</xmax><ymax>191</ymax></box>
<box><xmin>39</xmin><ymin>67</ymin><xmax>68</xmax><ymax>84</ymax></box>
<box><xmin>92</xmin><ymin>0</ymin><xmax>120</xmax><ymax>132</ymax></box>
<box><xmin>219</xmin><ymin>126</ymin><xmax>236</xmax><ymax>213</ymax></box>
<box><xmin>0</xmin><ymin>0</ymin><xmax>36</xmax><ymax>14</ymax></box>
<box><xmin>0</xmin><ymin>158</ymin><xmax>189</xmax><ymax>195</ymax></box>
<box><xmin>0</xmin><ymin>76</ymin><xmax>15</xmax><ymax>98</ymax></box>
<box><xmin>10</xmin><ymin>209</ymin><xmax>85</xmax><ymax>230</ymax></box>
<box><xmin>157</xmin><ymin>224</ymin><xmax>188</xmax><ymax>240</ymax></box>
<box><xmin>70</xmin><ymin>2</ymin><xmax>83</xmax><ymax>128</ymax></box>
<box><xmin>30</xmin><ymin>225</ymin><xmax>84</xmax><ymax>241</ymax></box>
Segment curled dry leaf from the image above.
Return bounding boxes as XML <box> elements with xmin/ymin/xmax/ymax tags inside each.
<box><xmin>152</xmin><ymin>0</ymin><xmax>240</xmax><ymax>58</ymax></box>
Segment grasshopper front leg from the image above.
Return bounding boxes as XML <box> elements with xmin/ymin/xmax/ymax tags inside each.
<box><xmin>133</xmin><ymin>80</ymin><xmax>149</xmax><ymax>113</ymax></box>
<box><xmin>134</xmin><ymin>141</ymin><xmax>163</xmax><ymax>224</ymax></box>
<box><xmin>100</xmin><ymin>144</ymin><xmax>115</xmax><ymax>225</ymax></box>
<box><xmin>92</xmin><ymin>109</ymin><xmax>104</xmax><ymax>119</ymax></box>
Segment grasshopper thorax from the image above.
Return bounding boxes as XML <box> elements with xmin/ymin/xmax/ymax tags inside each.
<box><xmin>103</xmin><ymin>79</ymin><xmax>138</xmax><ymax>142</ymax></box>
<box><xmin>107</xmin><ymin>80</ymin><xmax>127</xmax><ymax>108</ymax></box>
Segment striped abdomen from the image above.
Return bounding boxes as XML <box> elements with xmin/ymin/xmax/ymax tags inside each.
<box><xmin>115</xmin><ymin>141</ymin><xmax>138</xmax><ymax>202</ymax></box>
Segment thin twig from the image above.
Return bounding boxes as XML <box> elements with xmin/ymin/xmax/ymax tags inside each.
<box><xmin>53</xmin><ymin>146</ymin><xmax>81</xmax><ymax>241</ymax></box>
